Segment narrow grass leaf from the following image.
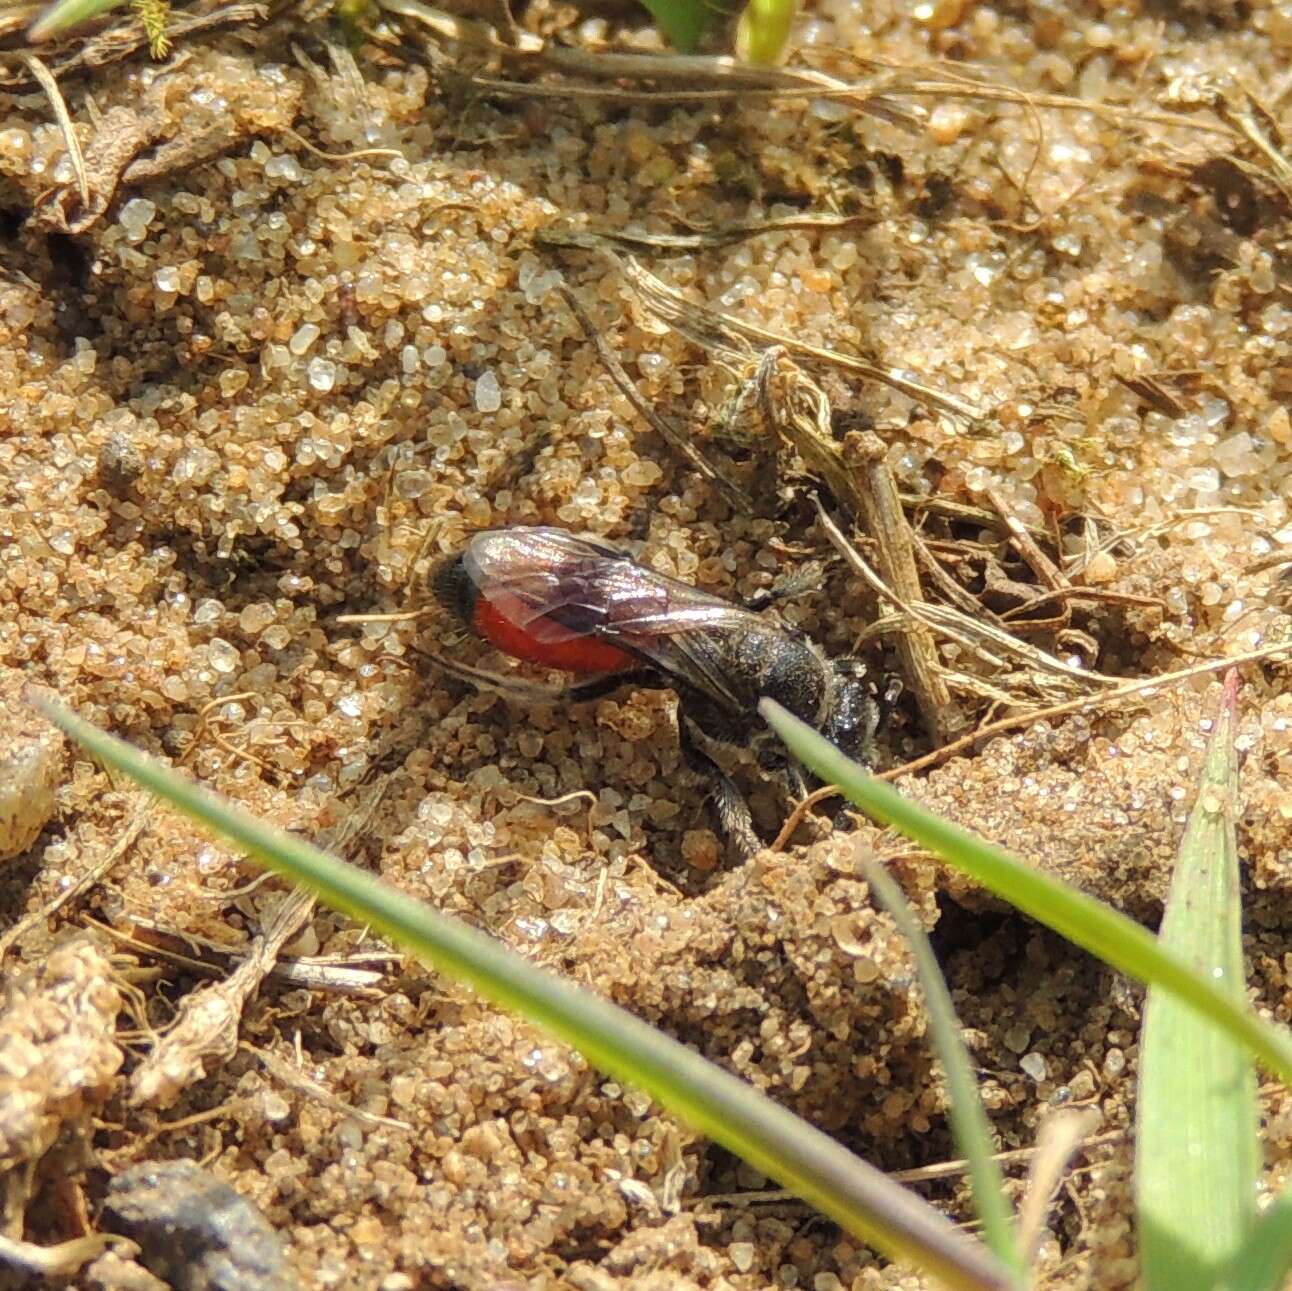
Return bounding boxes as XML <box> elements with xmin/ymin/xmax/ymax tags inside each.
<box><xmin>759</xmin><ymin>698</ymin><xmax>1292</xmax><ymax>1089</ymax></box>
<box><xmin>735</xmin><ymin>0</ymin><xmax>796</xmax><ymax>64</ymax></box>
<box><xmin>864</xmin><ymin>861</ymin><xmax>1025</xmax><ymax>1279</ymax></box>
<box><xmin>1137</xmin><ymin>672</ymin><xmax>1259</xmax><ymax>1289</ymax></box>
<box><xmin>638</xmin><ymin>0</ymin><xmax>718</xmax><ymax>52</ymax></box>
<box><xmin>1227</xmin><ymin>1181</ymin><xmax>1292</xmax><ymax>1291</ymax></box>
<box><xmin>36</xmin><ymin>697</ymin><xmax>1020</xmax><ymax>1291</ymax></box>
<box><xmin>28</xmin><ymin>0</ymin><xmax>122</xmax><ymax>41</ymax></box>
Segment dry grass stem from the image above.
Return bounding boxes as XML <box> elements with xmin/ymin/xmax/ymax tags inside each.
<box><xmin>87</xmin><ymin>916</ymin><xmax>393</xmax><ymax>998</ymax></box>
<box><xmin>885</xmin><ymin>638</ymin><xmax>1292</xmax><ymax>781</ymax></box>
<box><xmin>379</xmin><ymin>0</ymin><xmax>1238</xmax><ymax>143</ymax></box>
<box><xmin>770</xmin><ymin>783</ymin><xmax>842</xmax><ymax>850</ymax></box>
<box><xmin>848</xmin><ymin>433</ymin><xmax>960</xmax><ymax>744</ymax></box>
<box><xmin>557</xmin><ymin>281</ymin><xmax>751</xmax><ymax>515</ymax></box>
<box><xmin>245</xmin><ymin>1042</ymin><xmax>413</xmax><ymax>1131</ymax></box>
<box><xmin>336</xmin><ymin>607</ymin><xmax>438</xmax><ymax>624</ymax></box>
<box><xmin>128</xmin><ymin>885</ymin><xmax>318</xmax><ymax>1106</ymax></box>
<box><xmin>279</xmin><ymin>125</ymin><xmax>403</xmax><ymax>164</ymax></box>
<box><xmin>1016</xmin><ymin>1110</ymin><xmax>1103</xmax><ymax>1269</ymax></box>
<box><xmin>905</xmin><ymin>494</ymin><xmax>1051</xmax><ymax>542</ymax></box>
<box><xmin>617</xmin><ymin>253</ymin><xmax>985</xmax><ymax>424</ymax></box>
<box><xmin>912</xmin><ymin>532</ymin><xmax>1000</xmax><ymax>623</ymax></box>
<box><xmin>540</xmin><ymin>212</ymin><xmax>873</xmax><ymax>257</ymax></box>
<box><xmin>877</xmin><ymin>73</ymin><xmax>1232</xmax><ymax>137</ymax></box>
<box><xmin>935</xmin><ymin>668</ymin><xmax>1031</xmax><ymax>708</ymax></box>
<box><xmin>21</xmin><ymin>52</ymin><xmax>88</xmax><ymax>205</ymax></box>
<box><xmin>514</xmin><ymin>44</ymin><xmax>920</xmax><ymax>131</ymax></box>
<box><xmin>0</xmin><ymin>794</ymin><xmax>152</xmax><ymax>962</ymax></box>
<box><xmin>128</xmin><ymin>778</ymin><xmax>391</xmax><ymax>1106</ymax></box>
<box><xmin>378</xmin><ymin>0</ymin><xmax>921</xmax><ymax>128</ymax></box>
<box><xmin>33</xmin><ymin>95</ymin><xmax>167</xmax><ymax>233</ymax></box>
<box><xmin>697</xmin><ymin>1129</ymin><xmax>1124</xmax><ymax>1206</ymax></box>
<box><xmin>983</xmin><ymin>487</ymin><xmax>1066</xmax><ymax>595</ymax></box>
<box><xmin>815</xmin><ymin>500</ymin><xmax>1117</xmax><ymax>697</ymax></box>
<box><xmin>999</xmin><ymin>586</ymin><xmax>1166</xmax><ymax>621</ymax></box>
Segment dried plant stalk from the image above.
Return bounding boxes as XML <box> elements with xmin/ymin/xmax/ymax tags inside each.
<box><xmin>129</xmin><ymin>778</ymin><xmax>390</xmax><ymax>1107</ymax></box>
<box><xmin>846</xmin><ymin>433</ymin><xmax>960</xmax><ymax>744</ymax></box>
<box><xmin>617</xmin><ymin>254</ymin><xmax>984</xmax><ymax>424</ymax></box>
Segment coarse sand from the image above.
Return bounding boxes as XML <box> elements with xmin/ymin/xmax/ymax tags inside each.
<box><xmin>3</xmin><ymin>0</ymin><xmax>1292</xmax><ymax>1286</ymax></box>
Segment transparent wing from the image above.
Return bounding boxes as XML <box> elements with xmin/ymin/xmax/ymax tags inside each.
<box><xmin>464</xmin><ymin>527</ymin><xmax>762</xmax><ymax>710</ymax></box>
<box><xmin>609</xmin><ymin>625</ymin><xmax>753</xmax><ymax>711</ymax></box>
<box><xmin>464</xmin><ymin>527</ymin><xmax>749</xmax><ymax>642</ymax></box>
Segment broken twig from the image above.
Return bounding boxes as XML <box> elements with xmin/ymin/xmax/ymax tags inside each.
<box><xmin>0</xmin><ymin>794</ymin><xmax>152</xmax><ymax>962</ymax></box>
<box><xmin>848</xmin><ymin>435</ymin><xmax>960</xmax><ymax>745</ymax></box>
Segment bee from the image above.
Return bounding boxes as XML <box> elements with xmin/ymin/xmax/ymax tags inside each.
<box><xmin>430</xmin><ymin>526</ymin><xmax>877</xmax><ymax>856</ymax></box>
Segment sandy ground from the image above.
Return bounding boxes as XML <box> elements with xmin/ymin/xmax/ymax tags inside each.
<box><xmin>3</xmin><ymin>0</ymin><xmax>1292</xmax><ymax>1286</ymax></box>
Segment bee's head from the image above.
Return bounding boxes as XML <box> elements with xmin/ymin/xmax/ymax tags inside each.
<box><xmin>824</xmin><ymin>661</ymin><xmax>878</xmax><ymax>765</ymax></box>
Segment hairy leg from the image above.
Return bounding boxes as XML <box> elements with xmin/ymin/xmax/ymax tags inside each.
<box><xmin>428</xmin><ymin>651</ymin><xmax>765</xmax><ymax>858</ymax></box>
<box><xmin>679</xmin><ymin>716</ymin><xmax>762</xmax><ymax>859</ymax></box>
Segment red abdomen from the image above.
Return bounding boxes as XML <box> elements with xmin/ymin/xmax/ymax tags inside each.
<box><xmin>472</xmin><ymin>595</ymin><xmax>638</xmax><ymax>675</ymax></box>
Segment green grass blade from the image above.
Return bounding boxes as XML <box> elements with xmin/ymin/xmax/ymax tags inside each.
<box><xmin>759</xmin><ymin>699</ymin><xmax>1292</xmax><ymax>1089</ymax></box>
<box><xmin>1137</xmin><ymin>672</ymin><xmax>1259</xmax><ymax>1289</ymax></box>
<box><xmin>638</xmin><ymin>0</ymin><xmax>718</xmax><ymax>52</ymax></box>
<box><xmin>35</xmin><ymin>697</ymin><xmax>1020</xmax><ymax>1291</ymax></box>
<box><xmin>736</xmin><ymin>0</ymin><xmax>795</xmax><ymax>64</ymax></box>
<box><xmin>865</xmin><ymin>861</ymin><xmax>1025</xmax><ymax>1279</ymax></box>
<box><xmin>28</xmin><ymin>0</ymin><xmax>123</xmax><ymax>42</ymax></box>
<box><xmin>1227</xmin><ymin>1184</ymin><xmax>1292</xmax><ymax>1291</ymax></box>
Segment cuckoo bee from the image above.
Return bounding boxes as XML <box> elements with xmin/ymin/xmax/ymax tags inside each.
<box><xmin>431</xmin><ymin>526</ymin><xmax>876</xmax><ymax>856</ymax></box>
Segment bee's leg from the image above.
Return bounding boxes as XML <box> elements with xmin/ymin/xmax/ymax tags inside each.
<box><xmin>783</xmin><ymin>760</ymin><xmax>810</xmax><ymax>802</ymax></box>
<box><xmin>563</xmin><ymin>671</ymin><xmax>659</xmax><ymax>703</ymax></box>
<box><xmin>679</xmin><ymin>717</ymin><xmax>762</xmax><ymax>859</ymax></box>
<box><xmin>422</xmin><ymin>647</ymin><xmax>654</xmax><ymax>704</ymax></box>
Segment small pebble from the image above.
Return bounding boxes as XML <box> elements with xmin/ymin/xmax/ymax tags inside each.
<box><xmin>1020</xmin><ymin>1051</ymin><xmax>1048</xmax><ymax>1082</ymax></box>
<box><xmin>474</xmin><ymin>371</ymin><xmax>502</xmax><ymax>413</ymax></box>
<box><xmin>104</xmin><ymin>1159</ymin><xmax>299</xmax><ymax>1291</ymax></box>
<box><xmin>306</xmin><ymin>357</ymin><xmax>337</xmax><ymax>392</ymax></box>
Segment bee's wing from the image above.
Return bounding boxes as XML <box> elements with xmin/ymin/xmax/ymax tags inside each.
<box><xmin>465</xmin><ymin>527</ymin><xmax>759</xmax><ymax>710</ymax></box>
<box><xmin>594</xmin><ymin>584</ymin><xmax>765</xmax><ymax>715</ymax></box>
<box><xmin>463</xmin><ymin>528</ymin><xmax>644</xmax><ymax>644</ymax></box>
<box><xmin>601</xmin><ymin>616</ymin><xmax>756</xmax><ymax>712</ymax></box>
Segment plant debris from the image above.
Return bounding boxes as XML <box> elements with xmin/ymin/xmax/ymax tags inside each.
<box><xmin>0</xmin><ymin>3</ymin><xmax>266</xmax><ymax>90</ymax></box>
<box><xmin>0</xmin><ymin>938</ymin><xmax>122</xmax><ymax>1230</ymax></box>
